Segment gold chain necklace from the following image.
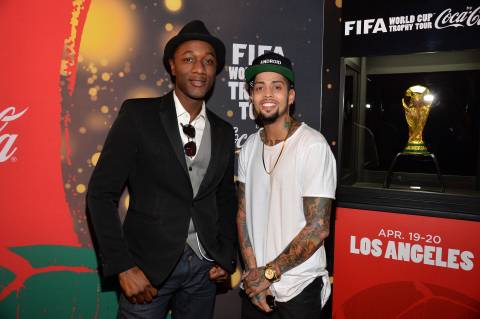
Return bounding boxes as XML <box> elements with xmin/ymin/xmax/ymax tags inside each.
<box><xmin>262</xmin><ymin>123</ymin><xmax>294</xmax><ymax>174</ymax></box>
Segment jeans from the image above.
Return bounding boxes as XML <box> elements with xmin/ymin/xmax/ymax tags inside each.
<box><xmin>241</xmin><ymin>276</ymin><xmax>324</xmax><ymax>319</ymax></box>
<box><xmin>119</xmin><ymin>250</ymin><xmax>216</xmax><ymax>319</ymax></box>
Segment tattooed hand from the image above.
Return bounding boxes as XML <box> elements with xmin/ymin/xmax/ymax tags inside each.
<box><xmin>251</xmin><ymin>289</ymin><xmax>273</xmax><ymax>313</ymax></box>
<box><xmin>242</xmin><ymin>266</ymin><xmax>271</xmax><ymax>298</ymax></box>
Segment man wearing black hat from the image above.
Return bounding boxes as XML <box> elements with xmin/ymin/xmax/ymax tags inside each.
<box><xmin>236</xmin><ymin>52</ymin><xmax>336</xmax><ymax>318</ymax></box>
<box><xmin>88</xmin><ymin>20</ymin><xmax>237</xmax><ymax>318</ymax></box>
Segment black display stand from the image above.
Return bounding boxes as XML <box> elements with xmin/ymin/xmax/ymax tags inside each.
<box><xmin>383</xmin><ymin>152</ymin><xmax>445</xmax><ymax>193</ymax></box>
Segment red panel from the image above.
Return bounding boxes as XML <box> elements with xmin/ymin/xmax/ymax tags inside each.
<box><xmin>0</xmin><ymin>1</ymin><xmax>81</xmax><ymax>250</ymax></box>
<box><xmin>333</xmin><ymin>207</ymin><xmax>480</xmax><ymax>318</ymax></box>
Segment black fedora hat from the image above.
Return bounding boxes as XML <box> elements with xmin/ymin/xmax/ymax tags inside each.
<box><xmin>164</xmin><ymin>20</ymin><xmax>225</xmax><ymax>73</ymax></box>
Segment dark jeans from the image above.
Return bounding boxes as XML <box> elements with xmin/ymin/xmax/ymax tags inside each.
<box><xmin>241</xmin><ymin>277</ymin><xmax>324</xmax><ymax>319</ymax></box>
<box><xmin>119</xmin><ymin>250</ymin><xmax>216</xmax><ymax>319</ymax></box>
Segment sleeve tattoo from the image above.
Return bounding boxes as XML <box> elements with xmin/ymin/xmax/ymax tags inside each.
<box><xmin>236</xmin><ymin>182</ymin><xmax>257</xmax><ymax>272</ymax></box>
<box><xmin>272</xmin><ymin>197</ymin><xmax>332</xmax><ymax>275</ymax></box>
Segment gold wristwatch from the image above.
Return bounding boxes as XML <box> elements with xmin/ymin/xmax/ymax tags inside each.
<box><xmin>264</xmin><ymin>262</ymin><xmax>281</xmax><ymax>282</ymax></box>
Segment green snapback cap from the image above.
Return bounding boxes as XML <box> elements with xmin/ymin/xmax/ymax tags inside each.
<box><xmin>245</xmin><ymin>52</ymin><xmax>294</xmax><ymax>87</ymax></box>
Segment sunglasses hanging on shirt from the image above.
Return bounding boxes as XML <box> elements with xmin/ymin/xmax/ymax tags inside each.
<box><xmin>181</xmin><ymin>123</ymin><xmax>196</xmax><ymax>157</ymax></box>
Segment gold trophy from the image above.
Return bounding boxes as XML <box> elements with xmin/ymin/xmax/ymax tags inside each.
<box><xmin>383</xmin><ymin>85</ymin><xmax>444</xmax><ymax>192</ymax></box>
<box><xmin>402</xmin><ymin>85</ymin><xmax>433</xmax><ymax>153</ymax></box>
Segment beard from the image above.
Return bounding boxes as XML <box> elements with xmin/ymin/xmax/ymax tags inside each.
<box><xmin>259</xmin><ymin>109</ymin><xmax>280</xmax><ymax>124</ymax></box>
<box><xmin>257</xmin><ymin>98</ymin><xmax>289</xmax><ymax>124</ymax></box>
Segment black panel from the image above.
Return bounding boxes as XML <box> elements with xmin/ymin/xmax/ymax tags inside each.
<box><xmin>342</xmin><ymin>0</ymin><xmax>480</xmax><ymax>57</ymax></box>
<box><xmin>337</xmin><ymin>186</ymin><xmax>480</xmax><ymax>220</ymax></box>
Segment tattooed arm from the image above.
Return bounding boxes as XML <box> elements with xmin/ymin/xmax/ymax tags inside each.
<box><xmin>236</xmin><ymin>182</ymin><xmax>257</xmax><ymax>272</ymax></box>
<box><xmin>243</xmin><ymin>197</ymin><xmax>332</xmax><ymax>298</ymax></box>
<box><xmin>237</xmin><ymin>182</ymin><xmax>273</xmax><ymax>312</ymax></box>
<box><xmin>272</xmin><ymin>197</ymin><xmax>331</xmax><ymax>274</ymax></box>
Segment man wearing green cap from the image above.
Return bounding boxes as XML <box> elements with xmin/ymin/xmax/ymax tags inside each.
<box><xmin>88</xmin><ymin>20</ymin><xmax>237</xmax><ymax>318</ymax></box>
<box><xmin>237</xmin><ymin>52</ymin><xmax>336</xmax><ymax>318</ymax></box>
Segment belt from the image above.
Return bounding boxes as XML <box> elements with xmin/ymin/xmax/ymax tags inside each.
<box><xmin>184</xmin><ymin>244</ymin><xmax>192</xmax><ymax>252</ymax></box>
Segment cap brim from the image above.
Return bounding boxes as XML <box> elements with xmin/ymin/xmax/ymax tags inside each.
<box><xmin>245</xmin><ymin>64</ymin><xmax>294</xmax><ymax>85</ymax></box>
<box><xmin>164</xmin><ymin>34</ymin><xmax>225</xmax><ymax>73</ymax></box>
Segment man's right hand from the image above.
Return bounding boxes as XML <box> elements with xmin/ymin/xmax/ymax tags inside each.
<box><xmin>251</xmin><ymin>288</ymin><xmax>274</xmax><ymax>313</ymax></box>
<box><xmin>118</xmin><ymin>266</ymin><xmax>158</xmax><ymax>304</ymax></box>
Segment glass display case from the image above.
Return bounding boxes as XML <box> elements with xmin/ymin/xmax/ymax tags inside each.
<box><xmin>339</xmin><ymin>49</ymin><xmax>480</xmax><ymax>197</ymax></box>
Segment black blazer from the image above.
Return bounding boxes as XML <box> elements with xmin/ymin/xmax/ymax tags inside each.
<box><xmin>87</xmin><ymin>91</ymin><xmax>237</xmax><ymax>286</ymax></box>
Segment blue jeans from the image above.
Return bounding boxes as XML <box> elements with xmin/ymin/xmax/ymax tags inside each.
<box><xmin>119</xmin><ymin>250</ymin><xmax>216</xmax><ymax>319</ymax></box>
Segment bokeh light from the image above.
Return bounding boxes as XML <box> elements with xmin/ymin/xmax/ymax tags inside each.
<box><xmin>165</xmin><ymin>0</ymin><xmax>182</xmax><ymax>11</ymax></box>
<box><xmin>125</xmin><ymin>194</ymin><xmax>130</xmax><ymax>209</ymax></box>
<box><xmin>85</xmin><ymin>113</ymin><xmax>107</xmax><ymax>131</ymax></box>
<box><xmin>92</xmin><ymin>152</ymin><xmax>101</xmax><ymax>166</ymax></box>
<box><xmin>158</xmin><ymin>24</ymin><xmax>180</xmax><ymax>53</ymax></box>
<box><xmin>76</xmin><ymin>184</ymin><xmax>86</xmax><ymax>193</ymax></box>
<box><xmin>231</xmin><ymin>268</ymin><xmax>241</xmax><ymax>287</ymax></box>
<box><xmin>80</xmin><ymin>0</ymin><xmax>138</xmax><ymax>65</ymax></box>
<box><xmin>126</xmin><ymin>86</ymin><xmax>161</xmax><ymax>98</ymax></box>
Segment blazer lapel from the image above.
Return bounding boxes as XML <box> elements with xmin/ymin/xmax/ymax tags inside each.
<box><xmin>195</xmin><ymin>110</ymin><xmax>222</xmax><ymax>199</ymax></box>
<box><xmin>158</xmin><ymin>91</ymin><xmax>189</xmax><ymax>177</ymax></box>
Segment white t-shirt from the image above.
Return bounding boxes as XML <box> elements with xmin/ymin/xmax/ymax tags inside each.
<box><xmin>237</xmin><ymin>124</ymin><xmax>336</xmax><ymax>305</ymax></box>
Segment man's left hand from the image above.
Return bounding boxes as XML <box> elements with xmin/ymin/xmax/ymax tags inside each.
<box><xmin>209</xmin><ymin>264</ymin><xmax>229</xmax><ymax>282</ymax></box>
<box><xmin>242</xmin><ymin>267</ymin><xmax>271</xmax><ymax>298</ymax></box>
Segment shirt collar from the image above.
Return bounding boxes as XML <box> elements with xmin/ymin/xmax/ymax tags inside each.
<box><xmin>173</xmin><ymin>90</ymin><xmax>206</xmax><ymax>121</ymax></box>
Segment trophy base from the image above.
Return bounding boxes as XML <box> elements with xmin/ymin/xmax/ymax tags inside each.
<box><xmin>403</xmin><ymin>143</ymin><xmax>428</xmax><ymax>154</ymax></box>
<box><xmin>383</xmin><ymin>152</ymin><xmax>444</xmax><ymax>193</ymax></box>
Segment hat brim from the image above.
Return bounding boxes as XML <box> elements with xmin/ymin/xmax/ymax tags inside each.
<box><xmin>164</xmin><ymin>34</ymin><xmax>225</xmax><ymax>73</ymax></box>
<box><xmin>245</xmin><ymin>64</ymin><xmax>295</xmax><ymax>86</ymax></box>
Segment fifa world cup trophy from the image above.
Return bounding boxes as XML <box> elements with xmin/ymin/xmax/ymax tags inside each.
<box><xmin>402</xmin><ymin>85</ymin><xmax>433</xmax><ymax>153</ymax></box>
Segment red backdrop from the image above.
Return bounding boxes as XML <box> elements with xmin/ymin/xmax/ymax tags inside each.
<box><xmin>0</xmin><ymin>0</ymin><xmax>89</xmax><ymax>290</ymax></box>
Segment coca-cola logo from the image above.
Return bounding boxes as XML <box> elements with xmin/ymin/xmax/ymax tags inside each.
<box><xmin>234</xmin><ymin>127</ymin><xmax>252</xmax><ymax>150</ymax></box>
<box><xmin>435</xmin><ymin>6</ymin><xmax>480</xmax><ymax>29</ymax></box>
<box><xmin>0</xmin><ymin>107</ymin><xmax>28</xmax><ymax>162</ymax></box>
